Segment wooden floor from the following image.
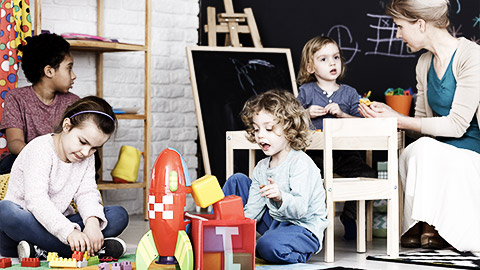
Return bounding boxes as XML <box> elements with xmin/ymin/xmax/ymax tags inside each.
<box><xmin>119</xmin><ymin>214</ymin><xmax>447</xmax><ymax>270</ymax></box>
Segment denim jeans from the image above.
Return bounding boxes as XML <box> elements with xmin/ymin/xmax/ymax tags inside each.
<box><xmin>223</xmin><ymin>173</ymin><xmax>320</xmax><ymax>263</ymax></box>
<box><xmin>0</xmin><ymin>200</ymin><xmax>129</xmax><ymax>258</ymax></box>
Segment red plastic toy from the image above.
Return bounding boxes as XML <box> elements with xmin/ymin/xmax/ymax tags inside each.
<box><xmin>0</xmin><ymin>258</ymin><xmax>12</xmax><ymax>268</ymax></box>
<box><xmin>99</xmin><ymin>256</ymin><xmax>118</xmax><ymax>263</ymax></box>
<box><xmin>21</xmin><ymin>258</ymin><xmax>40</xmax><ymax>267</ymax></box>
<box><xmin>149</xmin><ymin>148</ymin><xmax>192</xmax><ymax>264</ymax></box>
<box><xmin>72</xmin><ymin>251</ymin><xmax>83</xmax><ymax>261</ymax></box>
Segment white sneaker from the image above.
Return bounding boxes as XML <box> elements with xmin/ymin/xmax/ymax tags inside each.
<box><xmin>17</xmin><ymin>240</ymin><xmax>47</xmax><ymax>261</ymax></box>
<box><xmin>97</xmin><ymin>237</ymin><xmax>126</xmax><ymax>259</ymax></box>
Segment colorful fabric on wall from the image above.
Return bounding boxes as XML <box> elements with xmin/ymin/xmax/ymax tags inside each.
<box><xmin>0</xmin><ymin>0</ymin><xmax>32</xmax><ymax>154</ymax></box>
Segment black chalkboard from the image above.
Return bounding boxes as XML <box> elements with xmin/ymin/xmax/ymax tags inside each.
<box><xmin>198</xmin><ymin>0</ymin><xmax>480</xmax><ymax>103</ymax></box>
<box><xmin>186</xmin><ymin>46</ymin><xmax>297</xmax><ymax>185</ymax></box>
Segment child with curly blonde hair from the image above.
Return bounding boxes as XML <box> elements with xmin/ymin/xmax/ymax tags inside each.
<box><xmin>222</xmin><ymin>89</ymin><xmax>327</xmax><ymax>264</ymax></box>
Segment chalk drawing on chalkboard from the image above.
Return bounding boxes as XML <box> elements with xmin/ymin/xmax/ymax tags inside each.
<box><xmin>450</xmin><ymin>25</ymin><xmax>463</xmax><ymax>38</ymax></box>
<box><xmin>231</xmin><ymin>58</ymin><xmax>276</xmax><ymax>96</ymax></box>
<box><xmin>365</xmin><ymin>14</ymin><xmax>415</xmax><ymax>58</ymax></box>
<box><xmin>455</xmin><ymin>0</ymin><xmax>461</xmax><ymax>14</ymax></box>
<box><xmin>326</xmin><ymin>25</ymin><xmax>361</xmax><ymax>64</ymax></box>
<box><xmin>474</xmin><ymin>14</ymin><xmax>480</xmax><ymax>29</ymax></box>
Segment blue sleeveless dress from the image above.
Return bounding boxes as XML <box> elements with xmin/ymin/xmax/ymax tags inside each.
<box><xmin>427</xmin><ymin>52</ymin><xmax>480</xmax><ymax>154</ymax></box>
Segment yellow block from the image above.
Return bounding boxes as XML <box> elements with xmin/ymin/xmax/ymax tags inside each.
<box><xmin>191</xmin><ymin>175</ymin><xmax>225</xmax><ymax>208</ymax></box>
<box><xmin>49</xmin><ymin>258</ymin><xmax>77</xmax><ymax>268</ymax></box>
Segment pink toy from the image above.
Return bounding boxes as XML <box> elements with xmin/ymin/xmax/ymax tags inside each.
<box><xmin>149</xmin><ymin>148</ymin><xmax>192</xmax><ymax>264</ymax></box>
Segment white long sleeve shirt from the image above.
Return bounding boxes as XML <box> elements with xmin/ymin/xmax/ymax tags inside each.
<box><xmin>4</xmin><ymin>134</ymin><xmax>107</xmax><ymax>244</ymax></box>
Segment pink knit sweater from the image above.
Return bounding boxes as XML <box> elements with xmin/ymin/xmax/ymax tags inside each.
<box><xmin>4</xmin><ymin>134</ymin><xmax>107</xmax><ymax>244</ymax></box>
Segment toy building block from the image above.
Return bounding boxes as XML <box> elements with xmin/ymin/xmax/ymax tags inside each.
<box><xmin>213</xmin><ymin>195</ymin><xmax>245</xmax><ymax>220</ymax></box>
<box><xmin>0</xmin><ymin>258</ymin><xmax>12</xmax><ymax>268</ymax></box>
<box><xmin>47</xmin><ymin>252</ymin><xmax>59</xmax><ymax>262</ymax></box>
<box><xmin>120</xmin><ymin>261</ymin><xmax>132</xmax><ymax>270</ymax></box>
<box><xmin>21</xmin><ymin>258</ymin><xmax>40</xmax><ymax>267</ymax></box>
<box><xmin>98</xmin><ymin>262</ymin><xmax>110</xmax><ymax>270</ymax></box>
<box><xmin>77</xmin><ymin>260</ymin><xmax>88</xmax><ymax>268</ymax></box>
<box><xmin>135</xmin><ymin>230</ymin><xmax>158</xmax><ymax>270</ymax></box>
<box><xmin>87</xmin><ymin>256</ymin><xmax>99</xmax><ymax>266</ymax></box>
<box><xmin>49</xmin><ymin>258</ymin><xmax>77</xmax><ymax>268</ymax></box>
<box><xmin>111</xmin><ymin>262</ymin><xmax>121</xmax><ymax>270</ymax></box>
<box><xmin>174</xmin><ymin>230</ymin><xmax>193</xmax><ymax>270</ymax></box>
<box><xmin>72</xmin><ymin>251</ymin><xmax>84</xmax><ymax>261</ymax></box>
<box><xmin>83</xmin><ymin>252</ymin><xmax>90</xmax><ymax>261</ymax></box>
<box><xmin>191</xmin><ymin>175</ymin><xmax>224</xmax><ymax>208</ymax></box>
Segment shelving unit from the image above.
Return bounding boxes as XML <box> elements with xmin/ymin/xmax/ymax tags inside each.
<box><xmin>34</xmin><ymin>0</ymin><xmax>152</xmax><ymax>219</ymax></box>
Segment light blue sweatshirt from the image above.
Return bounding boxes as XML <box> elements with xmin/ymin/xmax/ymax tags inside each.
<box><xmin>244</xmin><ymin>149</ymin><xmax>328</xmax><ymax>252</ymax></box>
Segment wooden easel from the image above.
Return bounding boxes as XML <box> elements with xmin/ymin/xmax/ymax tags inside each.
<box><xmin>204</xmin><ymin>0</ymin><xmax>262</xmax><ymax>48</ymax></box>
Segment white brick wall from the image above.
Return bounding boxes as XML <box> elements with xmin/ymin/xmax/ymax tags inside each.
<box><xmin>18</xmin><ymin>0</ymin><xmax>200</xmax><ymax>214</ymax></box>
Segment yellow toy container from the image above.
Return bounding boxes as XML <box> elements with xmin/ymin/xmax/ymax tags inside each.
<box><xmin>111</xmin><ymin>145</ymin><xmax>142</xmax><ymax>183</ymax></box>
<box><xmin>191</xmin><ymin>175</ymin><xmax>225</xmax><ymax>208</ymax></box>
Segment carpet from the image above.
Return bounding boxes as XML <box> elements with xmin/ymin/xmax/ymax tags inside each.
<box><xmin>367</xmin><ymin>249</ymin><xmax>480</xmax><ymax>269</ymax></box>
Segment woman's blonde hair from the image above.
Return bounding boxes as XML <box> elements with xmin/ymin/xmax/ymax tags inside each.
<box><xmin>386</xmin><ymin>0</ymin><xmax>450</xmax><ymax>29</ymax></box>
<box><xmin>297</xmin><ymin>36</ymin><xmax>345</xmax><ymax>86</ymax></box>
<box><xmin>240</xmin><ymin>90</ymin><xmax>312</xmax><ymax>151</ymax></box>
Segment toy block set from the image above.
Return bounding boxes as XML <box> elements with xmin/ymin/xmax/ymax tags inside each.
<box><xmin>136</xmin><ymin>147</ymin><xmax>256</xmax><ymax>270</ymax></box>
<box><xmin>45</xmin><ymin>251</ymin><xmax>101</xmax><ymax>268</ymax></box>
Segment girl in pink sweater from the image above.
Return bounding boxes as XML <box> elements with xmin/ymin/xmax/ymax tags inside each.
<box><xmin>0</xmin><ymin>96</ymin><xmax>128</xmax><ymax>260</ymax></box>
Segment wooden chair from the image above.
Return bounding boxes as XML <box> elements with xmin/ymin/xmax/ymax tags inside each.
<box><xmin>323</xmin><ymin>118</ymin><xmax>399</xmax><ymax>262</ymax></box>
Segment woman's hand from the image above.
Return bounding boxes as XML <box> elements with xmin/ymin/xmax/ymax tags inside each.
<box><xmin>307</xmin><ymin>105</ymin><xmax>327</xmax><ymax>118</ymax></box>
<box><xmin>260</xmin><ymin>178</ymin><xmax>282</xmax><ymax>203</ymax></box>
<box><xmin>83</xmin><ymin>217</ymin><xmax>104</xmax><ymax>256</ymax></box>
<box><xmin>359</xmin><ymin>102</ymin><xmax>402</xmax><ymax>118</ymax></box>
<box><xmin>67</xmin><ymin>229</ymin><xmax>91</xmax><ymax>254</ymax></box>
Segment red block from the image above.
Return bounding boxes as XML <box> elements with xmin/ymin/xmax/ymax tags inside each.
<box><xmin>213</xmin><ymin>195</ymin><xmax>245</xmax><ymax>220</ymax></box>
<box><xmin>191</xmin><ymin>215</ymin><xmax>255</xmax><ymax>270</ymax></box>
<box><xmin>72</xmin><ymin>251</ymin><xmax>84</xmax><ymax>261</ymax></box>
<box><xmin>0</xmin><ymin>258</ymin><xmax>12</xmax><ymax>268</ymax></box>
<box><xmin>21</xmin><ymin>258</ymin><xmax>40</xmax><ymax>267</ymax></box>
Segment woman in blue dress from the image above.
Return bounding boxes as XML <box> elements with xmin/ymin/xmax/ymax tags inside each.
<box><xmin>359</xmin><ymin>0</ymin><xmax>480</xmax><ymax>251</ymax></box>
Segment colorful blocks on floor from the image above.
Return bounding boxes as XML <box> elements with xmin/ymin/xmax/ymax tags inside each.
<box><xmin>47</xmin><ymin>252</ymin><xmax>59</xmax><ymax>262</ymax></box>
<box><xmin>72</xmin><ymin>251</ymin><xmax>84</xmax><ymax>261</ymax></box>
<box><xmin>49</xmin><ymin>258</ymin><xmax>77</xmax><ymax>268</ymax></box>
<box><xmin>21</xmin><ymin>258</ymin><xmax>40</xmax><ymax>267</ymax></box>
<box><xmin>98</xmin><ymin>262</ymin><xmax>110</xmax><ymax>270</ymax></box>
<box><xmin>120</xmin><ymin>261</ymin><xmax>132</xmax><ymax>270</ymax></box>
<box><xmin>213</xmin><ymin>195</ymin><xmax>245</xmax><ymax>220</ymax></box>
<box><xmin>0</xmin><ymin>258</ymin><xmax>12</xmax><ymax>268</ymax></box>
<box><xmin>191</xmin><ymin>175</ymin><xmax>225</xmax><ymax>208</ymax></box>
<box><xmin>87</xmin><ymin>256</ymin><xmax>99</xmax><ymax>266</ymax></box>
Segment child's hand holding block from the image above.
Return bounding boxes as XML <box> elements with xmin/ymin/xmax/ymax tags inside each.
<box><xmin>191</xmin><ymin>175</ymin><xmax>225</xmax><ymax>208</ymax></box>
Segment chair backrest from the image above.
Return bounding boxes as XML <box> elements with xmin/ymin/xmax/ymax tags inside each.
<box><xmin>226</xmin><ymin>131</ymin><xmax>259</xmax><ymax>178</ymax></box>
<box><xmin>323</xmin><ymin>118</ymin><xmax>398</xmax><ymax>196</ymax></box>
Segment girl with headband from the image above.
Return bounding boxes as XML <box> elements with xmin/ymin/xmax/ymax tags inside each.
<box><xmin>0</xmin><ymin>96</ymin><xmax>129</xmax><ymax>260</ymax></box>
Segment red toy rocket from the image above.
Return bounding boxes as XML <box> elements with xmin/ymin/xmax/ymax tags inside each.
<box><xmin>148</xmin><ymin>148</ymin><xmax>192</xmax><ymax>264</ymax></box>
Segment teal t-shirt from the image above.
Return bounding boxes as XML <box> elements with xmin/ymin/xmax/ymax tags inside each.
<box><xmin>427</xmin><ymin>52</ymin><xmax>480</xmax><ymax>154</ymax></box>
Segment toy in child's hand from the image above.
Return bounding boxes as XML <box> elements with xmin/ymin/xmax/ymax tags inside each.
<box><xmin>359</xmin><ymin>91</ymin><xmax>373</xmax><ymax>106</ymax></box>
